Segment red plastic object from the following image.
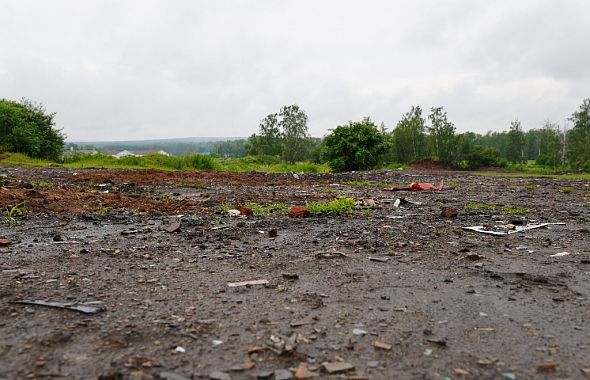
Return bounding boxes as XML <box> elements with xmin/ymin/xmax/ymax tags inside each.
<box><xmin>409</xmin><ymin>180</ymin><xmax>444</xmax><ymax>191</ymax></box>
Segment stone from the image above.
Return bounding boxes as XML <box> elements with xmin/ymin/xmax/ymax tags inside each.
<box><xmin>209</xmin><ymin>371</ymin><xmax>232</xmax><ymax>380</ymax></box>
<box><xmin>289</xmin><ymin>206</ymin><xmax>310</xmax><ymax>218</ymax></box>
<box><xmin>165</xmin><ymin>222</ymin><xmax>181</xmax><ymax>233</ymax></box>
<box><xmin>537</xmin><ymin>362</ymin><xmax>557</xmax><ymax>373</ymax></box>
<box><xmin>323</xmin><ymin>362</ymin><xmax>355</xmax><ymax>374</ymax></box>
<box><xmin>294</xmin><ymin>365</ymin><xmax>316</xmax><ymax>379</ymax></box>
<box><xmin>158</xmin><ymin>372</ymin><xmax>190</xmax><ymax>380</ymax></box>
<box><xmin>274</xmin><ymin>369</ymin><xmax>294</xmax><ymax>380</ymax></box>
<box><xmin>373</xmin><ymin>341</ymin><xmax>392</xmax><ymax>350</ymax></box>
<box><xmin>0</xmin><ymin>239</ymin><xmax>12</xmax><ymax>247</ymax></box>
<box><xmin>441</xmin><ymin>208</ymin><xmax>458</xmax><ymax>218</ymax></box>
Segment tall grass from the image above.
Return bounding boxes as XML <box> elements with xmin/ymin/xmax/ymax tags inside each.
<box><xmin>62</xmin><ymin>153</ymin><xmax>219</xmax><ymax>170</ymax></box>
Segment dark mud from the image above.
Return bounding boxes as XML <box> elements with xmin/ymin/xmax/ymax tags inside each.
<box><xmin>1</xmin><ymin>167</ymin><xmax>589</xmax><ymax>380</ymax></box>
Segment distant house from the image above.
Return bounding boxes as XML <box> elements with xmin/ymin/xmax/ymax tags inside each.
<box><xmin>112</xmin><ymin>150</ymin><xmax>139</xmax><ymax>158</ymax></box>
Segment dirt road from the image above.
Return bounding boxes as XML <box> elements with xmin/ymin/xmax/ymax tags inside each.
<box><xmin>1</xmin><ymin>167</ymin><xmax>589</xmax><ymax>379</ymax></box>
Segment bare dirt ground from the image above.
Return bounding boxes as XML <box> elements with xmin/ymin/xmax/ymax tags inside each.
<box><xmin>0</xmin><ymin>166</ymin><xmax>589</xmax><ymax>380</ymax></box>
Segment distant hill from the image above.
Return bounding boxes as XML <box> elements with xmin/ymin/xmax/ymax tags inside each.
<box><xmin>67</xmin><ymin>137</ymin><xmax>246</xmax><ymax>156</ymax></box>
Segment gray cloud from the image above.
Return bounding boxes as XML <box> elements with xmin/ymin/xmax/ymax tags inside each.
<box><xmin>1</xmin><ymin>0</ymin><xmax>588</xmax><ymax>140</ymax></box>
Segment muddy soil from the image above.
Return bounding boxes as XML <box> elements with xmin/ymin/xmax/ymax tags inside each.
<box><xmin>0</xmin><ymin>167</ymin><xmax>589</xmax><ymax>380</ymax></box>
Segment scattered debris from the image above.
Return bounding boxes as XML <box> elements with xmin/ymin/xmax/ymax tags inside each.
<box><xmin>12</xmin><ymin>299</ymin><xmax>105</xmax><ymax>314</ymax></box>
<box><xmin>392</xmin><ymin>198</ymin><xmax>422</xmax><ymax>208</ymax></box>
<box><xmin>0</xmin><ymin>238</ymin><xmax>12</xmax><ymax>246</ymax></box>
<box><xmin>550</xmin><ymin>252</ymin><xmax>570</xmax><ymax>257</ymax></box>
<box><xmin>425</xmin><ymin>338</ymin><xmax>447</xmax><ymax>347</ymax></box>
<box><xmin>581</xmin><ymin>368</ymin><xmax>590</xmax><ymax>378</ymax></box>
<box><xmin>237</xmin><ymin>206</ymin><xmax>253</xmax><ymax>217</ymax></box>
<box><xmin>383</xmin><ymin>180</ymin><xmax>444</xmax><ymax>192</ymax></box>
<box><xmin>352</xmin><ymin>328</ymin><xmax>367</xmax><ymax>336</ymax></box>
<box><xmin>463</xmin><ymin>223</ymin><xmax>565</xmax><ymax>236</ymax></box>
<box><xmin>323</xmin><ymin>362</ymin><xmax>355</xmax><ymax>374</ymax></box>
<box><xmin>358</xmin><ymin>198</ymin><xmax>376</xmax><ymax>207</ymax></box>
<box><xmin>227</xmin><ymin>279</ymin><xmax>269</xmax><ymax>287</ymax></box>
<box><xmin>289</xmin><ymin>206</ymin><xmax>310</xmax><ymax>218</ymax></box>
<box><xmin>264</xmin><ymin>333</ymin><xmax>297</xmax><ymax>355</ymax></box>
<box><xmin>227</xmin><ymin>209</ymin><xmax>241</xmax><ymax>217</ymax></box>
<box><xmin>441</xmin><ymin>207</ymin><xmax>458</xmax><ymax>218</ymax></box>
<box><xmin>121</xmin><ymin>229</ymin><xmax>142</xmax><ymax>235</ymax></box>
<box><xmin>315</xmin><ymin>250</ymin><xmax>349</xmax><ymax>259</ymax></box>
<box><xmin>454</xmin><ymin>368</ymin><xmax>470</xmax><ymax>376</ymax></box>
<box><xmin>369</xmin><ymin>256</ymin><xmax>390</xmax><ymax>263</ymax></box>
<box><xmin>502</xmin><ymin>373</ymin><xmax>517</xmax><ymax>380</ymax></box>
<box><xmin>175</xmin><ymin>346</ymin><xmax>186</xmax><ymax>353</ymax></box>
<box><xmin>373</xmin><ymin>341</ymin><xmax>393</xmax><ymax>350</ymax></box>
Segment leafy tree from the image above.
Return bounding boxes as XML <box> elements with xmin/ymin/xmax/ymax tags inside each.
<box><xmin>531</xmin><ymin>122</ymin><xmax>561</xmax><ymax>166</ymax></box>
<box><xmin>567</xmin><ymin>98</ymin><xmax>590</xmax><ymax>169</ymax></box>
<box><xmin>321</xmin><ymin>117</ymin><xmax>388</xmax><ymax>172</ymax></box>
<box><xmin>506</xmin><ymin>119</ymin><xmax>525</xmax><ymax>163</ymax></box>
<box><xmin>211</xmin><ymin>139</ymin><xmax>249</xmax><ymax>158</ymax></box>
<box><xmin>427</xmin><ymin>107</ymin><xmax>456</xmax><ymax>164</ymax></box>
<box><xmin>248</xmin><ymin>113</ymin><xmax>283</xmax><ymax>156</ymax></box>
<box><xmin>248</xmin><ymin>104</ymin><xmax>311</xmax><ymax>163</ymax></box>
<box><xmin>391</xmin><ymin>106</ymin><xmax>427</xmax><ymax>163</ymax></box>
<box><xmin>0</xmin><ymin>98</ymin><xmax>65</xmax><ymax>160</ymax></box>
<box><xmin>279</xmin><ymin>104</ymin><xmax>310</xmax><ymax>163</ymax></box>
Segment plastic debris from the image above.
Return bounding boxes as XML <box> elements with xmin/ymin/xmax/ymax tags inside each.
<box><xmin>227</xmin><ymin>279</ymin><xmax>269</xmax><ymax>287</ymax></box>
<box><xmin>463</xmin><ymin>223</ymin><xmax>565</xmax><ymax>236</ymax></box>
<box><xmin>12</xmin><ymin>299</ymin><xmax>105</xmax><ymax>314</ymax></box>
<box><xmin>383</xmin><ymin>180</ymin><xmax>444</xmax><ymax>192</ymax></box>
<box><xmin>550</xmin><ymin>252</ymin><xmax>570</xmax><ymax>257</ymax></box>
<box><xmin>227</xmin><ymin>209</ymin><xmax>241</xmax><ymax>217</ymax></box>
<box><xmin>352</xmin><ymin>328</ymin><xmax>367</xmax><ymax>336</ymax></box>
<box><xmin>373</xmin><ymin>341</ymin><xmax>393</xmax><ymax>350</ymax></box>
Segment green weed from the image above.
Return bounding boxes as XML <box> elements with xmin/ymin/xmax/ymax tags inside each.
<box><xmin>465</xmin><ymin>203</ymin><xmax>527</xmax><ymax>215</ymax></box>
<box><xmin>3</xmin><ymin>201</ymin><xmax>26</xmax><ymax>227</ymax></box>
<box><xmin>559</xmin><ymin>187</ymin><xmax>573</xmax><ymax>193</ymax></box>
<box><xmin>340</xmin><ymin>180</ymin><xmax>390</xmax><ymax>188</ymax></box>
<box><xmin>306</xmin><ymin>197</ymin><xmax>356</xmax><ymax>215</ymax></box>
<box><xmin>244</xmin><ymin>202</ymin><xmax>289</xmax><ymax>217</ymax></box>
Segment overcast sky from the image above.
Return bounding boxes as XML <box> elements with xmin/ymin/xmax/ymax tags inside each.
<box><xmin>1</xmin><ymin>1</ymin><xmax>589</xmax><ymax>141</ymax></box>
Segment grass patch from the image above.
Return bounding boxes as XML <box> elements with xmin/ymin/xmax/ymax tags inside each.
<box><xmin>244</xmin><ymin>202</ymin><xmax>289</xmax><ymax>217</ymax></box>
<box><xmin>30</xmin><ymin>180</ymin><xmax>58</xmax><ymax>188</ymax></box>
<box><xmin>559</xmin><ymin>186</ymin><xmax>573</xmax><ymax>193</ymax></box>
<box><xmin>306</xmin><ymin>197</ymin><xmax>356</xmax><ymax>215</ymax></box>
<box><xmin>218</xmin><ymin>156</ymin><xmax>329</xmax><ymax>174</ymax></box>
<box><xmin>0</xmin><ymin>153</ymin><xmax>53</xmax><ymax>167</ymax></box>
<box><xmin>63</xmin><ymin>153</ymin><xmax>219</xmax><ymax>171</ymax></box>
<box><xmin>465</xmin><ymin>203</ymin><xmax>527</xmax><ymax>215</ymax></box>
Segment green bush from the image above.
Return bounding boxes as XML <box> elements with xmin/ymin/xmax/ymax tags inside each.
<box><xmin>321</xmin><ymin>118</ymin><xmax>388</xmax><ymax>172</ymax></box>
<box><xmin>0</xmin><ymin>98</ymin><xmax>65</xmax><ymax>160</ymax></box>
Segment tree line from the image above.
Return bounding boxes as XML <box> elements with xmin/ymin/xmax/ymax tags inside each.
<box><xmin>2</xmin><ymin>97</ymin><xmax>589</xmax><ymax>172</ymax></box>
<box><xmin>242</xmin><ymin>99</ymin><xmax>590</xmax><ymax>172</ymax></box>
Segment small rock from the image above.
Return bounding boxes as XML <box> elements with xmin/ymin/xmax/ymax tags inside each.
<box><xmin>0</xmin><ymin>238</ymin><xmax>12</xmax><ymax>246</ymax></box>
<box><xmin>269</xmin><ymin>229</ymin><xmax>278</xmax><ymax>238</ymax></box>
<box><xmin>158</xmin><ymin>372</ymin><xmax>190</xmax><ymax>380</ymax></box>
<box><xmin>506</xmin><ymin>223</ymin><xmax>516</xmax><ymax>230</ymax></box>
<box><xmin>352</xmin><ymin>328</ymin><xmax>367</xmax><ymax>336</ymax></box>
<box><xmin>274</xmin><ymin>369</ymin><xmax>293</xmax><ymax>380</ymax></box>
<box><xmin>166</xmin><ymin>222</ymin><xmax>181</xmax><ymax>233</ymax></box>
<box><xmin>282</xmin><ymin>272</ymin><xmax>299</xmax><ymax>280</ymax></box>
<box><xmin>323</xmin><ymin>362</ymin><xmax>355</xmax><ymax>374</ymax></box>
<box><xmin>367</xmin><ymin>361</ymin><xmax>379</xmax><ymax>369</ymax></box>
<box><xmin>52</xmin><ymin>234</ymin><xmax>63</xmax><ymax>242</ymax></box>
<box><xmin>466</xmin><ymin>253</ymin><xmax>485</xmax><ymax>261</ymax></box>
<box><xmin>581</xmin><ymin>368</ymin><xmax>590</xmax><ymax>377</ymax></box>
<box><xmin>441</xmin><ymin>208</ymin><xmax>458</xmax><ymax>218</ymax></box>
<box><xmin>256</xmin><ymin>370</ymin><xmax>274</xmax><ymax>379</ymax></box>
<box><xmin>237</xmin><ymin>206</ymin><xmax>253</xmax><ymax>217</ymax></box>
<box><xmin>209</xmin><ymin>371</ymin><xmax>232</xmax><ymax>380</ymax></box>
<box><xmin>289</xmin><ymin>206</ymin><xmax>310</xmax><ymax>218</ymax></box>
<box><xmin>502</xmin><ymin>373</ymin><xmax>517</xmax><ymax>380</ymax></box>
<box><xmin>360</xmin><ymin>199</ymin><xmax>376</xmax><ymax>207</ymax></box>
<box><xmin>537</xmin><ymin>362</ymin><xmax>557</xmax><ymax>373</ymax></box>
<box><xmin>294</xmin><ymin>365</ymin><xmax>316</xmax><ymax>379</ymax></box>
<box><xmin>373</xmin><ymin>341</ymin><xmax>392</xmax><ymax>351</ymax></box>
